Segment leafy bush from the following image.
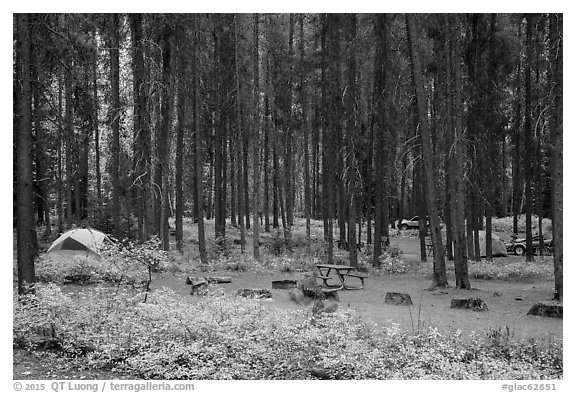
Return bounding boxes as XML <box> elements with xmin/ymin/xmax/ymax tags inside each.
<box><xmin>469</xmin><ymin>259</ymin><xmax>554</xmax><ymax>281</ymax></box>
<box><xmin>13</xmin><ymin>284</ymin><xmax>562</xmax><ymax>379</ymax></box>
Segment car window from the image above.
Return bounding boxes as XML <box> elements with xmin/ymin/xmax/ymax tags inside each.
<box><xmin>411</xmin><ymin>216</ymin><xmax>418</xmax><ymax>221</ymax></box>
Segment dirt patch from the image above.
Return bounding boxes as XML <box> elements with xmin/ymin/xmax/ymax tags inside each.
<box><xmin>149</xmin><ymin>268</ymin><xmax>561</xmax><ymax>343</ymax></box>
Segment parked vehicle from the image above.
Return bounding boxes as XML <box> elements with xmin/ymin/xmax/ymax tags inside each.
<box><xmin>395</xmin><ymin>216</ymin><xmax>429</xmax><ymax>230</ymax></box>
<box><xmin>505</xmin><ymin>235</ymin><xmax>553</xmax><ymax>256</ymax></box>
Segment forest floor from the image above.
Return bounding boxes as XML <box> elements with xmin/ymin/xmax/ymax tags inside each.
<box><xmin>155</xmin><ymin>217</ymin><xmax>561</xmax><ymax>341</ymax></box>
<box><xmin>12</xmin><ymin>218</ymin><xmax>561</xmax><ymax>379</ymax></box>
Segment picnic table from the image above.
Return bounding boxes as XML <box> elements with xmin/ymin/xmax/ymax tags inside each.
<box><xmin>315</xmin><ymin>264</ymin><xmax>368</xmax><ymax>290</ymax></box>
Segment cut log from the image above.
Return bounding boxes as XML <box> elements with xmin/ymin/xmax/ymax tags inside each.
<box><xmin>384</xmin><ymin>292</ymin><xmax>413</xmax><ymax>306</ymax></box>
<box><xmin>527</xmin><ymin>301</ymin><xmax>562</xmax><ymax>319</ymax></box>
<box><xmin>236</xmin><ymin>288</ymin><xmax>272</xmax><ymax>299</ymax></box>
<box><xmin>207</xmin><ymin>276</ymin><xmax>232</xmax><ymax>284</ymax></box>
<box><xmin>450</xmin><ymin>297</ymin><xmax>488</xmax><ymax>311</ymax></box>
<box><xmin>63</xmin><ymin>274</ymin><xmax>92</xmax><ymax>285</ymax></box>
<box><xmin>272</xmin><ymin>279</ymin><xmax>297</xmax><ymax>289</ymax></box>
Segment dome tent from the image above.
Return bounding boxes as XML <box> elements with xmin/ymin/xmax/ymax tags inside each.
<box><xmin>477</xmin><ymin>230</ymin><xmax>507</xmax><ymax>257</ymax></box>
<box><xmin>47</xmin><ymin>228</ymin><xmax>110</xmax><ymax>256</ymax></box>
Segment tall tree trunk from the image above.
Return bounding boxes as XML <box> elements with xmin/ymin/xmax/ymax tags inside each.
<box><xmin>57</xmin><ymin>71</ymin><xmax>64</xmax><ymax>233</ymax></box>
<box><xmin>110</xmin><ymin>13</ymin><xmax>121</xmax><ymax>238</ymax></box>
<box><xmin>417</xmin><ymin>156</ymin><xmax>428</xmax><ymax>262</ymax></box>
<box><xmin>446</xmin><ymin>14</ymin><xmax>468</xmax><ymax>287</ymax></box>
<box><xmin>243</xmin><ymin>120</ymin><xmax>251</xmax><ymax>229</ymax></box>
<box><xmin>234</xmin><ymin>14</ymin><xmax>245</xmax><ymax>252</ymax></box>
<box><xmin>443</xmin><ymin>46</ymin><xmax>454</xmax><ymax>259</ymax></box>
<box><xmin>230</xmin><ymin>137</ymin><xmax>238</xmax><ymax>228</ymax></box>
<box><xmin>550</xmin><ymin>13</ymin><xmax>562</xmax><ymax>300</ymax></box>
<box><xmin>406</xmin><ymin>13</ymin><xmax>447</xmax><ymax>288</ymax></box>
<box><xmin>321</xmin><ymin>14</ymin><xmax>334</xmax><ymax>263</ymax></box>
<box><xmin>346</xmin><ymin>13</ymin><xmax>358</xmax><ymax>267</ymax></box>
<box><xmin>524</xmin><ymin>14</ymin><xmax>534</xmax><ymax>262</ymax></box>
<box><xmin>193</xmin><ymin>15</ymin><xmax>207</xmax><ymax>264</ymax></box>
<box><xmin>372</xmin><ymin>14</ymin><xmax>387</xmax><ymax>267</ymax></box>
<box><xmin>300</xmin><ymin>14</ymin><xmax>311</xmax><ymax>244</ymax></box>
<box><xmin>93</xmin><ymin>31</ymin><xmax>102</xmax><ymax>223</ymax></box>
<box><xmin>16</xmin><ymin>13</ymin><xmax>37</xmax><ymax>294</ymax></box>
<box><xmin>272</xmin><ymin>114</ymin><xmax>280</xmax><ymax>229</ymax></box>
<box><xmin>213</xmin><ymin>18</ymin><xmax>224</xmax><ymax>239</ymax></box>
<box><xmin>64</xmin><ymin>18</ymin><xmax>73</xmax><ymax>230</ymax></box>
<box><xmin>285</xmin><ymin>13</ymin><xmax>295</xmax><ymax>232</ymax></box>
<box><xmin>130</xmin><ymin>14</ymin><xmax>151</xmax><ymax>241</ymax></box>
<box><xmin>263</xmin><ymin>95</ymin><xmax>270</xmax><ymax>232</ymax></box>
<box><xmin>252</xmin><ymin>14</ymin><xmax>262</xmax><ymax>260</ymax></box>
<box><xmin>174</xmin><ymin>24</ymin><xmax>186</xmax><ymax>252</ymax></box>
<box><xmin>130</xmin><ymin>14</ymin><xmax>144</xmax><ymax>241</ymax></box>
<box><xmin>512</xmin><ymin>22</ymin><xmax>522</xmax><ymax>236</ymax></box>
<box><xmin>31</xmin><ymin>39</ymin><xmax>51</xmax><ymax>237</ymax></box>
<box><xmin>158</xmin><ymin>22</ymin><xmax>173</xmax><ymax>251</ymax></box>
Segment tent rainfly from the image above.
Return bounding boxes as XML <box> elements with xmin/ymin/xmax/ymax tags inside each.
<box><xmin>47</xmin><ymin>228</ymin><xmax>110</xmax><ymax>256</ymax></box>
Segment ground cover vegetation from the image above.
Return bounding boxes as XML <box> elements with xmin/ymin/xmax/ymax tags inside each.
<box><xmin>14</xmin><ymin>282</ymin><xmax>562</xmax><ymax>380</ymax></box>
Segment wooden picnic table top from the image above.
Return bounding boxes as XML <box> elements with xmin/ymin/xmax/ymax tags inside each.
<box><xmin>316</xmin><ymin>264</ymin><xmax>356</xmax><ymax>270</ymax></box>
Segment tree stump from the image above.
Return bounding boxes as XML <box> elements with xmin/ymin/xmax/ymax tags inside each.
<box><xmin>384</xmin><ymin>292</ymin><xmax>413</xmax><ymax>306</ymax></box>
<box><xmin>527</xmin><ymin>301</ymin><xmax>562</xmax><ymax>319</ymax></box>
<box><xmin>450</xmin><ymin>297</ymin><xmax>488</xmax><ymax>311</ymax></box>
<box><xmin>189</xmin><ymin>277</ymin><xmax>209</xmax><ymax>296</ymax></box>
<box><xmin>272</xmin><ymin>279</ymin><xmax>297</xmax><ymax>289</ymax></box>
<box><xmin>236</xmin><ymin>288</ymin><xmax>272</xmax><ymax>299</ymax></box>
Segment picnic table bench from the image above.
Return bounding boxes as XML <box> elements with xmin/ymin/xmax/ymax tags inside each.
<box><xmin>315</xmin><ymin>264</ymin><xmax>368</xmax><ymax>290</ymax></box>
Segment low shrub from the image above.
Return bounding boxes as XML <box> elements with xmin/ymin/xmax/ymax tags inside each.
<box><xmin>469</xmin><ymin>259</ymin><xmax>554</xmax><ymax>281</ymax></box>
<box><xmin>13</xmin><ymin>284</ymin><xmax>562</xmax><ymax>379</ymax></box>
<box><xmin>207</xmin><ymin>235</ymin><xmax>234</xmax><ymax>259</ymax></box>
<box><xmin>492</xmin><ymin>216</ymin><xmax>552</xmax><ymax>236</ymax></box>
<box><xmin>267</xmin><ymin>230</ymin><xmax>286</xmax><ymax>256</ymax></box>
